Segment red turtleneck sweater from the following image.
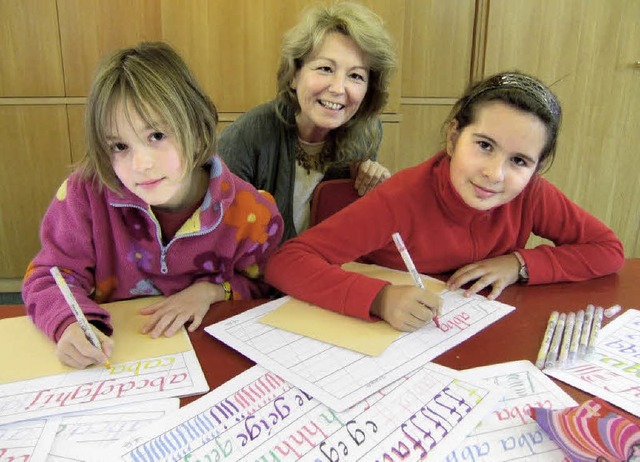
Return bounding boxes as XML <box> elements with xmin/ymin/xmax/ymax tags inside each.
<box><xmin>265</xmin><ymin>151</ymin><xmax>624</xmax><ymax>320</ymax></box>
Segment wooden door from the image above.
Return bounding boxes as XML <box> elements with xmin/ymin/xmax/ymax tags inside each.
<box><xmin>397</xmin><ymin>0</ymin><xmax>477</xmax><ymax>172</ymax></box>
<box><xmin>483</xmin><ymin>0</ymin><xmax>640</xmax><ymax>257</ymax></box>
<box><xmin>0</xmin><ymin>107</ymin><xmax>72</xmax><ymax>277</ymax></box>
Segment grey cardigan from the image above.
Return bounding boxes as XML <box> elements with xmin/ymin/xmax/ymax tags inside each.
<box><xmin>217</xmin><ymin>100</ymin><xmax>380</xmax><ymax>242</ymax></box>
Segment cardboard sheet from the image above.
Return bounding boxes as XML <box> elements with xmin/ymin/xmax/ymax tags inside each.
<box><xmin>260</xmin><ymin>262</ymin><xmax>445</xmax><ymax>355</ymax></box>
<box><xmin>0</xmin><ymin>297</ymin><xmax>191</xmax><ymax>383</ymax></box>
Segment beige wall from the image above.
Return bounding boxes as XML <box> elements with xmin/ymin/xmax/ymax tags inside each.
<box><xmin>0</xmin><ymin>0</ymin><xmax>638</xmax><ymax>281</ymax></box>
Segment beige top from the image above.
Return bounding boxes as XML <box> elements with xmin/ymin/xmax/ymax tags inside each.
<box><xmin>293</xmin><ymin>138</ymin><xmax>325</xmax><ymax>234</ymax></box>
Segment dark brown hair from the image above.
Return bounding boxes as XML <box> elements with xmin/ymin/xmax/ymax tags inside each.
<box><xmin>445</xmin><ymin>71</ymin><xmax>562</xmax><ymax>172</ymax></box>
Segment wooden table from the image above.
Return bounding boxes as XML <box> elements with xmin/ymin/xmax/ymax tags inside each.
<box><xmin>5</xmin><ymin>259</ymin><xmax>639</xmax><ymax>415</ymax></box>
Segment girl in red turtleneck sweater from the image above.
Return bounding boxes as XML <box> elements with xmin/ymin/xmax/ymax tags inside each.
<box><xmin>265</xmin><ymin>71</ymin><xmax>623</xmax><ymax>332</ymax></box>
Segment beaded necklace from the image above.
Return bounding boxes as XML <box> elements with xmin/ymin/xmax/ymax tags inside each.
<box><xmin>295</xmin><ymin>137</ymin><xmax>334</xmax><ymax>174</ymax></box>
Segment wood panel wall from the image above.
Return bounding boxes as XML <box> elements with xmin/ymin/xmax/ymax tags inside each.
<box><xmin>0</xmin><ymin>0</ymin><xmax>411</xmax><ymax>279</ymax></box>
<box><xmin>482</xmin><ymin>0</ymin><xmax>640</xmax><ymax>256</ymax></box>
<box><xmin>0</xmin><ymin>0</ymin><xmax>637</xmax><ymax>283</ymax></box>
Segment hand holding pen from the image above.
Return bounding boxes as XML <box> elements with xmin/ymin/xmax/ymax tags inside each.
<box><xmin>50</xmin><ymin>267</ymin><xmax>113</xmax><ymax>369</ymax></box>
<box><xmin>368</xmin><ymin>233</ymin><xmax>442</xmax><ymax>332</ymax></box>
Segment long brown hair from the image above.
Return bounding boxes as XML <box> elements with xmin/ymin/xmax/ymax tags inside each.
<box><xmin>275</xmin><ymin>2</ymin><xmax>397</xmax><ymax>166</ymax></box>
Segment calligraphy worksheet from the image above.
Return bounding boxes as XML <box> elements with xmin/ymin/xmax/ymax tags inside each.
<box><xmin>448</xmin><ymin>360</ymin><xmax>577</xmax><ymax>461</ymax></box>
<box><xmin>44</xmin><ymin>399</ymin><xmax>179</xmax><ymax>461</ymax></box>
<box><xmin>0</xmin><ymin>351</ymin><xmax>207</xmax><ymax>426</ymax></box>
<box><xmin>0</xmin><ymin>417</ymin><xmax>56</xmax><ymax>461</ymax></box>
<box><xmin>112</xmin><ymin>363</ymin><xmax>501</xmax><ymax>461</ymax></box>
<box><xmin>0</xmin><ymin>399</ymin><xmax>178</xmax><ymax>461</ymax></box>
<box><xmin>544</xmin><ymin>308</ymin><xmax>640</xmax><ymax>417</ymax></box>
<box><xmin>206</xmin><ymin>291</ymin><xmax>514</xmax><ymax>411</ymax></box>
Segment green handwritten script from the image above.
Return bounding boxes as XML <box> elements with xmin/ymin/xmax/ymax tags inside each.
<box><xmin>545</xmin><ymin>309</ymin><xmax>640</xmax><ymax>417</ymax></box>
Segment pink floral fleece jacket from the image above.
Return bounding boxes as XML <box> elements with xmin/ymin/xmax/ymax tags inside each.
<box><xmin>23</xmin><ymin>155</ymin><xmax>283</xmax><ymax>342</ymax></box>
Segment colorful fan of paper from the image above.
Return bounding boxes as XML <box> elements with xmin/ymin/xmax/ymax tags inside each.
<box><xmin>531</xmin><ymin>398</ymin><xmax>640</xmax><ymax>462</ymax></box>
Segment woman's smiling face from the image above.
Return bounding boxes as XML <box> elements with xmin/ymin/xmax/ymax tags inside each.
<box><xmin>447</xmin><ymin>101</ymin><xmax>548</xmax><ymax>211</ymax></box>
<box><xmin>292</xmin><ymin>32</ymin><xmax>369</xmax><ymax>142</ymax></box>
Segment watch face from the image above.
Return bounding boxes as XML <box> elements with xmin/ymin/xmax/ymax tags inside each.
<box><xmin>520</xmin><ymin>265</ymin><xmax>529</xmax><ymax>280</ymax></box>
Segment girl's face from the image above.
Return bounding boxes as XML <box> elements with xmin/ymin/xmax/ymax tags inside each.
<box><xmin>291</xmin><ymin>32</ymin><xmax>369</xmax><ymax>142</ymax></box>
<box><xmin>447</xmin><ymin>101</ymin><xmax>547</xmax><ymax>211</ymax></box>
<box><xmin>108</xmin><ymin>102</ymin><xmax>197</xmax><ymax>210</ymax></box>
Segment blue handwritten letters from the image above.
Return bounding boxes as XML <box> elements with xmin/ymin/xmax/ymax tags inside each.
<box><xmin>115</xmin><ymin>364</ymin><xmax>500</xmax><ymax>461</ymax></box>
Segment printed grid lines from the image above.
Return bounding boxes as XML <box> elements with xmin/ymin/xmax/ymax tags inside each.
<box><xmin>208</xmin><ymin>292</ymin><xmax>514</xmax><ymax>411</ymax></box>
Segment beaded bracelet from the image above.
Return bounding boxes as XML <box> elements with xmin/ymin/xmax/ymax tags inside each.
<box><xmin>221</xmin><ymin>281</ymin><xmax>232</xmax><ymax>301</ymax></box>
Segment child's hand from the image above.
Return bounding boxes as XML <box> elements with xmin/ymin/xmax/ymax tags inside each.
<box><xmin>139</xmin><ymin>281</ymin><xmax>224</xmax><ymax>338</ymax></box>
<box><xmin>57</xmin><ymin>322</ymin><xmax>113</xmax><ymax>369</ymax></box>
<box><xmin>354</xmin><ymin>160</ymin><xmax>391</xmax><ymax>195</ymax></box>
<box><xmin>447</xmin><ymin>254</ymin><xmax>520</xmax><ymax>299</ymax></box>
<box><xmin>370</xmin><ymin>285</ymin><xmax>440</xmax><ymax>332</ymax></box>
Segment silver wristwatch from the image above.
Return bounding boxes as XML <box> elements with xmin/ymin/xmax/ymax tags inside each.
<box><xmin>514</xmin><ymin>251</ymin><xmax>529</xmax><ymax>283</ymax></box>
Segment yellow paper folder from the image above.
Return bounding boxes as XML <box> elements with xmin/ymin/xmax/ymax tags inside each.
<box><xmin>260</xmin><ymin>262</ymin><xmax>445</xmax><ymax>356</ymax></box>
<box><xmin>0</xmin><ymin>297</ymin><xmax>192</xmax><ymax>384</ymax></box>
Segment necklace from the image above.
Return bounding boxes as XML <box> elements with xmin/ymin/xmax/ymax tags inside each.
<box><xmin>295</xmin><ymin>138</ymin><xmax>334</xmax><ymax>174</ymax></box>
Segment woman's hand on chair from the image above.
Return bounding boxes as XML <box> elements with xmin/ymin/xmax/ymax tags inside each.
<box><xmin>354</xmin><ymin>160</ymin><xmax>391</xmax><ymax>195</ymax></box>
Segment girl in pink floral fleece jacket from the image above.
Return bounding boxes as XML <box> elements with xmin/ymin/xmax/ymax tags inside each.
<box><xmin>22</xmin><ymin>42</ymin><xmax>283</xmax><ymax>369</ymax></box>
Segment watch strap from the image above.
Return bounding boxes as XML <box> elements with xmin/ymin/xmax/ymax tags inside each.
<box><xmin>513</xmin><ymin>251</ymin><xmax>529</xmax><ymax>282</ymax></box>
